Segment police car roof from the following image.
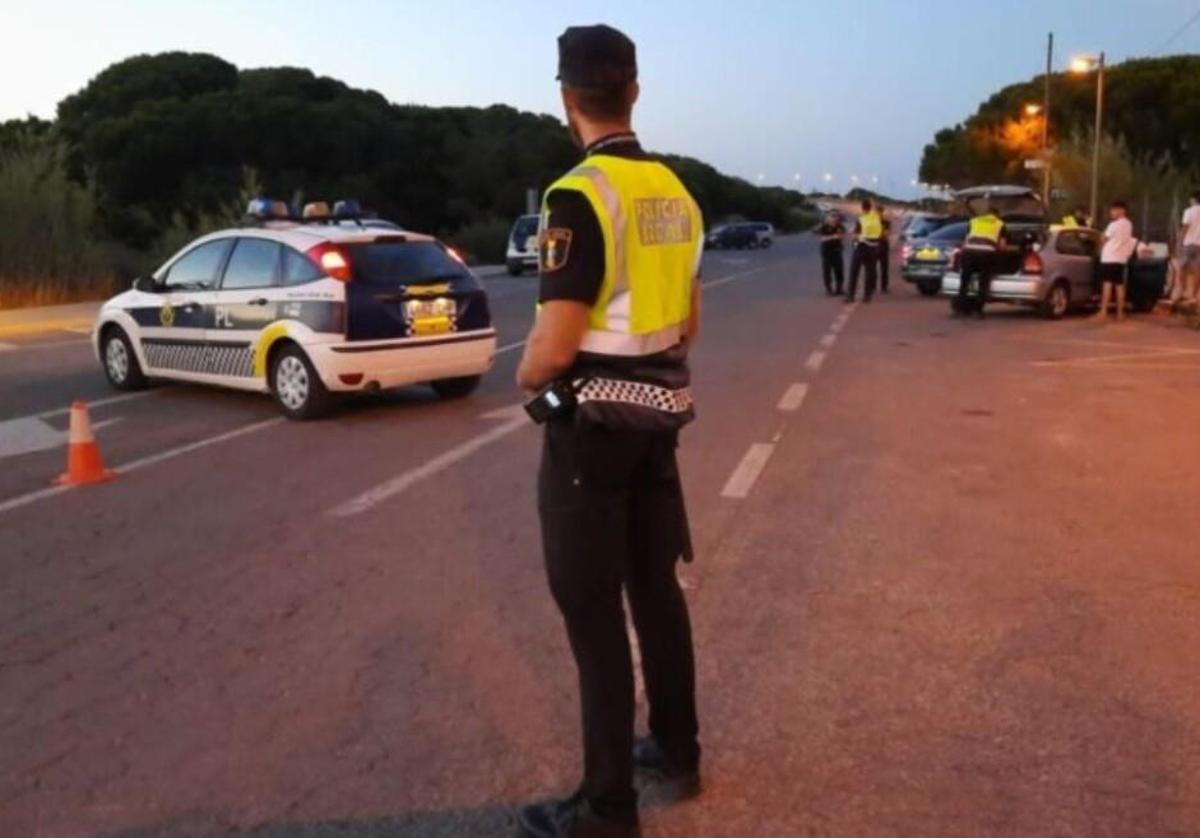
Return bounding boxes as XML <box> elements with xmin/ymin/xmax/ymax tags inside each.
<box><xmin>196</xmin><ymin>224</ymin><xmax>436</xmax><ymax>249</ymax></box>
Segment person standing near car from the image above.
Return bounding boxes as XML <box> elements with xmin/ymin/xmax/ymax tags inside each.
<box><xmin>814</xmin><ymin>210</ymin><xmax>846</xmax><ymax>295</ymax></box>
<box><xmin>846</xmin><ymin>199</ymin><xmax>881</xmax><ymax>303</ymax></box>
<box><xmin>1172</xmin><ymin>191</ymin><xmax>1200</xmax><ymax>309</ymax></box>
<box><xmin>876</xmin><ymin>207</ymin><xmax>892</xmax><ymax>293</ymax></box>
<box><xmin>515</xmin><ymin>23</ymin><xmax>702</xmax><ymax>838</ymax></box>
<box><xmin>955</xmin><ymin>203</ymin><xmax>1006</xmax><ymax>319</ymax></box>
<box><xmin>1095</xmin><ymin>200</ymin><xmax>1137</xmax><ymax>322</ymax></box>
<box><xmin>1061</xmin><ymin>206</ymin><xmax>1090</xmax><ymax>229</ymax></box>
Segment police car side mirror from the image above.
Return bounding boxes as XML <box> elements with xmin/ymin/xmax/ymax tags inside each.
<box><xmin>133</xmin><ymin>276</ymin><xmax>159</xmax><ymax>293</ymax></box>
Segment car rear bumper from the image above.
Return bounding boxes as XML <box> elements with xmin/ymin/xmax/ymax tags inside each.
<box><xmin>506</xmin><ymin>250</ymin><xmax>538</xmax><ymax>267</ymax></box>
<box><xmin>941</xmin><ymin>273</ymin><xmax>1046</xmax><ymax>302</ymax></box>
<box><xmin>902</xmin><ymin>263</ymin><xmax>948</xmax><ymax>282</ymax></box>
<box><xmin>310</xmin><ymin>328</ymin><xmax>497</xmax><ymax>391</ymax></box>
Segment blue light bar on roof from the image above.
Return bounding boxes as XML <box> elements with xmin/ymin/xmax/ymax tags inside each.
<box><xmin>334</xmin><ymin>199</ymin><xmax>362</xmax><ymax>218</ymax></box>
<box><xmin>246</xmin><ymin>198</ymin><xmax>290</xmax><ymax>220</ymax></box>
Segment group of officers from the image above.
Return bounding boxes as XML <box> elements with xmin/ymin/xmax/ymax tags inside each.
<box><xmin>815</xmin><ymin>199</ymin><xmax>893</xmax><ymax>303</ymax></box>
<box><xmin>817</xmin><ymin>198</ymin><xmax>1027</xmax><ymax>318</ymax></box>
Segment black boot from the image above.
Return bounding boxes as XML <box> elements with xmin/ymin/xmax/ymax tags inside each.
<box><xmin>516</xmin><ymin>791</ymin><xmax>640</xmax><ymax>838</ymax></box>
<box><xmin>632</xmin><ymin>737</ymin><xmax>702</xmax><ymax>803</ymax></box>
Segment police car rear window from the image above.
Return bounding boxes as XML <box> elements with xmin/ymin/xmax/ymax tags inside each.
<box><xmin>344</xmin><ymin>241</ymin><xmax>470</xmax><ymax>285</ymax></box>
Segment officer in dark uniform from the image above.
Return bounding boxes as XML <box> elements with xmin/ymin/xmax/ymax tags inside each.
<box><xmin>876</xmin><ymin>208</ymin><xmax>892</xmax><ymax>293</ymax></box>
<box><xmin>954</xmin><ymin>203</ymin><xmax>1007</xmax><ymax>319</ymax></box>
<box><xmin>846</xmin><ymin>199</ymin><xmax>882</xmax><ymax>303</ymax></box>
<box><xmin>814</xmin><ymin>211</ymin><xmax>846</xmax><ymax>295</ymax></box>
<box><xmin>515</xmin><ymin>24</ymin><xmax>702</xmax><ymax>838</ymax></box>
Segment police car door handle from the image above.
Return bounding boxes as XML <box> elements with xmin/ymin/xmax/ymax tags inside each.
<box><xmin>248</xmin><ymin>298</ymin><xmax>269</xmax><ymax>306</ymax></box>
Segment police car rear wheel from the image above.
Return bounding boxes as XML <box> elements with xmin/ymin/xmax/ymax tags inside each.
<box><xmin>430</xmin><ymin>375</ymin><xmax>482</xmax><ymax>399</ymax></box>
<box><xmin>102</xmin><ymin>328</ymin><xmax>147</xmax><ymax>391</ymax></box>
<box><xmin>271</xmin><ymin>345</ymin><xmax>332</xmax><ymax>420</ymax></box>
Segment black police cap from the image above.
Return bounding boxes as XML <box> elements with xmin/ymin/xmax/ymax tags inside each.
<box><xmin>557</xmin><ymin>24</ymin><xmax>637</xmax><ymax>88</ymax></box>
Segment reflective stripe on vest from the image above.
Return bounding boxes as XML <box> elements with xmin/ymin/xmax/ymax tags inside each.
<box><xmin>542</xmin><ymin>155</ymin><xmax>702</xmax><ymax>357</ymax></box>
<box><xmin>858</xmin><ymin>211</ymin><xmax>882</xmax><ymax>241</ymax></box>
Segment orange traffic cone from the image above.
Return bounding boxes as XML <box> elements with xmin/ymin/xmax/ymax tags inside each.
<box><xmin>55</xmin><ymin>400</ymin><xmax>116</xmax><ymax>486</ymax></box>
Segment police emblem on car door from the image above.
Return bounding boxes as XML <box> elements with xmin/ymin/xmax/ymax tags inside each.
<box><xmin>135</xmin><ymin>238</ymin><xmax>229</xmax><ymax>374</ymax></box>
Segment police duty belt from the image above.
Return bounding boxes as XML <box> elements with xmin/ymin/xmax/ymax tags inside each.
<box><xmin>575</xmin><ymin>377</ymin><xmax>694</xmax><ymax>414</ymax></box>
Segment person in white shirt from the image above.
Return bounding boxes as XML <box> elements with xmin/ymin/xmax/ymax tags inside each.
<box><xmin>1173</xmin><ymin>191</ymin><xmax>1200</xmax><ymax>306</ymax></box>
<box><xmin>1095</xmin><ymin>201</ymin><xmax>1137</xmax><ymax>321</ymax></box>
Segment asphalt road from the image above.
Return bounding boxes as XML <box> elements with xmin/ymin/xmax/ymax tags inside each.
<box><xmin>3</xmin><ymin>237</ymin><xmax>1200</xmax><ymax>836</ymax></box>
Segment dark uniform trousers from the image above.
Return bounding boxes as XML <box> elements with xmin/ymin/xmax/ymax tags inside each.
<box><xmin>820</xmin><ymin>244</ymin><xmax>845</xmax><ymax>294</ymax></box>
<box><xmin>847</xmin><ymin>241</ymin><xmax>879</xmax><ymax>301</ymax></box>
<box><xmin>957</xmin><ymin>247</ymin><xmax>998</xmax><ymax>314</ymax></box>
<box><xmin>876</xmin><ymin>238</ymin><xmax>890</xmax><ymax>292</ymax></box>
<box><xmin>538</xmin><ymin>417</ymin><xmax>700</xmax><ymax>815</ymax></box>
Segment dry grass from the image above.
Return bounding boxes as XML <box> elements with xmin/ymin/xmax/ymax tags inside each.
<box><xmin>0</xmin><ymin>274</ymin><xmax>122</xmax><ymax>310</ymax></box>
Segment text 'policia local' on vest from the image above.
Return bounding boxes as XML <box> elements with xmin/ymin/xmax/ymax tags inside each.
<box><xmin>543</xmin><ymin>152</ymin><xmax>703</xmax><ymax>430</ymax></box>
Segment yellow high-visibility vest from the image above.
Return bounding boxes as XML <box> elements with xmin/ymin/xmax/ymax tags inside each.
<box><xmin>968</xmin><ymin>213</ymin><xmax>1004</xmax><ymax>244</ymax></box>
<box><xmin>542</xmin><ymin>154</ymin><xmax>703</xmax><ymax>357</ymax></box>
<box><xmin>1061</xmin><ymin>215</ymin><xmax>1079</xmax><ymax>228</ymax></box>
<box><xmin>859</xmin><ymin>210</ymin><xmax>883</xmax><ymax>240</ymax></box>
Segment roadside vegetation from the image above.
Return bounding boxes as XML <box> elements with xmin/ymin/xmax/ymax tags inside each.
<box><xmin>919</xmin><ymin>55</ymin><xmax>1200</xmax><ymax>235</ymax></box>
<box><xmin>0</xmin><ymin>52</ymin><xmax>815</xmax><ymax>309</ymax></box>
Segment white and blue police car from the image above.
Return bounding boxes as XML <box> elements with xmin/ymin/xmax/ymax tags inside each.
<box><xmin>93</xmin><ymin>200</ymin><xmax>496</xmax><ymax>419</ymax></box>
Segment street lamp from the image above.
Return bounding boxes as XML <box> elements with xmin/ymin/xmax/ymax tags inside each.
<box><xmin>1071</xmin><ymin>52</ymin><xmax>1106</xmax><ymax>225</ymax></box>
<box><xmin>1024</xmin><ymin>103</ymin><xmax>1042</xmax><ymax>117</ymax></box>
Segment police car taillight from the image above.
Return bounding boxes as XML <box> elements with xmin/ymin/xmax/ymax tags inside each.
<box><xmin>306</xmin><ymin>243</ymin><xmax>352</xmax><ymax>282</ymax></box>
<box><xmin>1022</xmin><ymin>251</ymin><xmax>1044</xmax><ymax>275</ymax></box>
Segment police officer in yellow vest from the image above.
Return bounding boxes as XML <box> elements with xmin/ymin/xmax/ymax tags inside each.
<box><xmin>1061</xmin><ymin>206</ymin><xmax>1089</xmax><ymax>229</ymax></box>
<box><xmin>516</xmin><ymin>24</ymin><xmax>702</xmax><ymax>838</ymax></box>
<box><xmin>955</xmin><ymin>204</ymin><xmax>1007</xmax><ymax>319</ymax></box>
<box><xmin>846</xmin><ymin>199</ymin><xmax>882</xmax><ymax>303</ymax></box>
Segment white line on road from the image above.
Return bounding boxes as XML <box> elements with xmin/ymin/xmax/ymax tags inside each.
<box><xmin>329</xmin><ymin>405</ymin><xmax>529</xmax><ymax>518</ymax></box>
<box><xmin>805</xmin><ymin>351</ymin><xmax>827</xmax><ymax>372</ymax></box>
<box><xmin>702</xmin><ymin>266</ymin><xmax>773</xmax><ymax>290</ymax></box>
<box><xmin>1</xmin><ymin>338</ymin><xmax>90</xmax><ymax>352</ymax></box>
<box><xmin>37</xmin><ymin>391</ymin><xmax>156</xmax><ymax>420</ymax></box>
<box><xmin>117</xmin><ymin>417</ymin><xmax>285</xmax><ymax>475</ymax></box>
<box><xmin>0</xmin><ymin>417</ymin><xmax>283</xmax><ymax>516</ymax></box>
<box><xmin>720</xmin><ymin>443</ymin><xmax>776</xmax><ymax>499</ymax></box>
<box><xmin>820</xmin><ymin>333</ymin><xmax>837</xmax><ymax>349</ymax></box>
<box><xmin>777</xmin><ymin>383</ymin><xmax>809</xmax><ymax>412</ymax></box>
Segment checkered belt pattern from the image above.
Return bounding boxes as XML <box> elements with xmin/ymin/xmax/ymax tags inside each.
<box><xmin>576</xmin><ymin>377</ymin><xmax>693</xmax><ymax>414</ymax></box>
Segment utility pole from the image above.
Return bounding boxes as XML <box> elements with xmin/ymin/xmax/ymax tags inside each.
<box><xmin>1042</xmin><ymin>32</ymin><xmax>1053</xmax><ymax>206</ymax></box>
<box><xmin>1089</xmin><ymin>52</ymin><xmax>1106</xmax><ymax>227</ymax></box>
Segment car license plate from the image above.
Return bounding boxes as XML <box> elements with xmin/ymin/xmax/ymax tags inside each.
<box><xmin>407</xmin><ymin>298</ymin><xmax>455</xmax><ymax>336</ymax></box>
<box><xmin>917</xmin><ymin>248</ymin><xmax>941</xmax><ymax>261</ymax></box>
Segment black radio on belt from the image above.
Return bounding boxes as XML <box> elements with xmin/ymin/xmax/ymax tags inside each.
<box><xmin>524</xmin><ymin>379</ymin><xmax>582</xmax><ymax>424</ymax></box>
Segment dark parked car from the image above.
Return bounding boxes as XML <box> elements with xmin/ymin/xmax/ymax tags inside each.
<box><xmin>705</xmin><ymin>222</ymin><xmax>769</xmax><ymax>250</ymax></box>
<box><xmin>901</xmin><ymin>221</ymin><xmax>968</xmax><ymax>296</ymax></box>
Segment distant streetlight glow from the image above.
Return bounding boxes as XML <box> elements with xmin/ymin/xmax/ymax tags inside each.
<box><xmin>1024</xmin><ymin>103</ymin><xmax>1042</xmax><ymax>117</ymax></box>
<box><xmin>823</xmin><ymin>172</ymin><xmax>833</xmax><ymax>183</ymax></box>
<box><xmin>1070</xmin><ymin>55</ymin><xmax>1099</xmax><ymax>74</ymax></box>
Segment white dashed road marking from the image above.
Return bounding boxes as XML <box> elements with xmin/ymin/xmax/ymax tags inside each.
<box><xmin>721</xmin><ymin>443</ymin><xmax>776</xmax><ymax>499</ymax></box>
<box><xmin>777</xmin><ymin>383</ymin><xmax>809</xmax><ymax>412</ymax></box>
<box><xmin>820</xmin><ymin>333</ymin><xmax>837</xmax><ymax>349</ymax></box>
<box><xmin>0</xmin><ymin>416</ymin><xmax>283</xmax><ymax>516</ymax></box>
<box><xmin>805</xmin><ymin>351</ymin><xmax>826</xmax><ymax>372</ymax></box>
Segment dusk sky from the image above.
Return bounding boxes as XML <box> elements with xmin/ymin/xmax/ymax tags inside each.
<box><xmin>4</xmin><ymin>0</ymin><xmax>1199</xmax><ymax>197</ymax></box>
